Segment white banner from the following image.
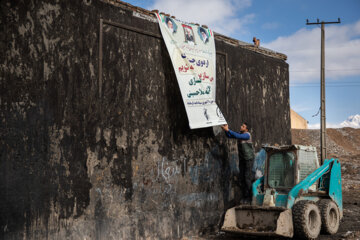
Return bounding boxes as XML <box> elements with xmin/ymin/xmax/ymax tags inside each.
<box><xmin>156</xmin><ymin>13</ymin><xmax>227</xmax><ymax>129</ymax></box>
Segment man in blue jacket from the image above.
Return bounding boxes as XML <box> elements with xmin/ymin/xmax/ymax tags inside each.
<box><xmin>222</xmin><ymin>123</ymin><xmax>255</xmax><ymax>203</ymax></box>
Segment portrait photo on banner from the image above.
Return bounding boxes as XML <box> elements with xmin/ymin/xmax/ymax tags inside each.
<box><xmin>165</xmin><ymin>16</ymin><xmax>177</xmax><ymax>34</ymax></box>
<box><xmin>182</xmin><ymin>24</ymin><xmax>195</xmax><ymax>45</ymax></box>
<box><xmin>198</xmin><ymin>27</ymin><xmax>209</xmax><ymax>43</ymax></box>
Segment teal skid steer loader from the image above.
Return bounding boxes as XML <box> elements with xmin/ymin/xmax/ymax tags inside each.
<box><xmin>221</xmin><ymin>145</ymin><xmax>342</xmax><ymax>239</ymax></box>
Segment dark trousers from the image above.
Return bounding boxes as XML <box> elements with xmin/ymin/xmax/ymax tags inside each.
<box><xmin>239</xmin><ymin>158</ymin><xmax>255</xmax><ymax>200</ymax></box>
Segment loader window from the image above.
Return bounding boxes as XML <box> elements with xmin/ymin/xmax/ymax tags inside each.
<box><xmin>268</xmin><ymin>152</ymin><xmax>295</xmax><ymax>188</ymax></box>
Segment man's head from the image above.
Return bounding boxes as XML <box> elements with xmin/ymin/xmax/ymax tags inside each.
<box><xmin>240</xmin><ymin>122</ymin><xmax>250</xmax><ymax>133</ymax></box>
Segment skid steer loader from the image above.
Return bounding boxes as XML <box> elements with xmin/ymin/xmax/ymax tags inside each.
<box><xmin>221</xmin><ymin>145</ymin><xmax>342</xmax><ymax>239</ymax></box>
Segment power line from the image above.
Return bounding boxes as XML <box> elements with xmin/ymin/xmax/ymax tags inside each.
<box><xmin>290</xmin><ymin>85</ymin><xmax>360</xmax><ymax>88</ymax></box>
<box><xmin>327</xmin><ymin>69</ymin><xmax>360</xmax><ymax>72</ymax></box>
<box><xmin>291</xmin><ymin>83</ymin><xmax>360</xmax><ymax>87</ymax></box>
<box><xmin>291</xmin><ymin>82</ymin><xmax>360</xmax><ymax>87</ymax></box>
<box><xmin>291</xmin><ymin>82</ymin><xmax>360</xmax><ymax>85</ymax></box>
<box><xmin>290</xmin><ymin>68</ymin><xmax>360</xmax><ymax>72</ymax></box>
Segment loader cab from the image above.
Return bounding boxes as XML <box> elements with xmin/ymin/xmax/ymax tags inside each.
<box><xmin>264</xmin><ymin>145</ymin><xmax>320</xmax><ymax>192</ymax></box>
<box><xmin>267</xmin><ymin>150</ymin><xmax>296</xmax><ymax>189</ymax></box>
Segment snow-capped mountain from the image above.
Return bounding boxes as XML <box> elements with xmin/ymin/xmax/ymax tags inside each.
<box><xmin>340</xmin><ymin>114</ymin><xmax>360</xmax><ymax>128</ymax></box>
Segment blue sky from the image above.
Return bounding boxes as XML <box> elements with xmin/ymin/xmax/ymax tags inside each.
<box><xmin>124</xmin><ymin>0</ymin><xmax>360</xmax><ymax>128</ymax></box>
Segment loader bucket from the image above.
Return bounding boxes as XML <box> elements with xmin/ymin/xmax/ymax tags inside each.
<box><xmin>221</xmin><ymin>205</ymin><xmax>293</xmax><ymax>238</ymax></box>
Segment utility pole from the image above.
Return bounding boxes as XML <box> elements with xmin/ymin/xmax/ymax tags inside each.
<box><xmin>306</xmin><ymin>18</ymin><xmax>341</xmax><ymax>165</ymax></box>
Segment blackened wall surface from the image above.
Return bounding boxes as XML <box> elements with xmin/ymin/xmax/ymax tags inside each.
<box><xmin>0</xmin><ymin>0</ymin><xmax>291</xmax><ymax>239</ymax></box>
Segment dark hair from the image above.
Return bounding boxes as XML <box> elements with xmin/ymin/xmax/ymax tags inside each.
<box><xmin>243</xmin><ymin>122</ymin><xmax>251</xmax><ymax>131</ymax></box>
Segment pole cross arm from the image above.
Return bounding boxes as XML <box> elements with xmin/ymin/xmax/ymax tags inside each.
<box><xmin>306</xmin><ymin>18</ymin><xmax>341</xmax><ymax>25</ymax></box>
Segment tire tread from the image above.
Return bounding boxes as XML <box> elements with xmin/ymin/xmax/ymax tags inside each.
<box><xmin>318</xmin><ymin>199</ymin><xmax>340</xmax><ymax>235</ymax></box>
<box><xmin>293</xmin><ymin>200</ymin><xmax>321</xmax><ymax>239</ymax></box>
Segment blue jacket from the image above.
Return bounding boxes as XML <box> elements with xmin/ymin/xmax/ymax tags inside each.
<box><xmin>225</xmin><ymin>129</ymin><xmax>254</xmax><ymax>161</ymax></box>
<box><xmin>225</xmin><ymin>129</ymin><xmax>250</xmax><ymax>140</ymax></box>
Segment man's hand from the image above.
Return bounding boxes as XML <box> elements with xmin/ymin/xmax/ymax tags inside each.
<box><xmin>221</xmin><ymin>124</ymin><xmax>229</xmax><ymax>132</ymax></box>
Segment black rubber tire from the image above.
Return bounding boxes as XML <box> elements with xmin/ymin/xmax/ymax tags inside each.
<box><xmin>318</xmin><ymin>199</ymin><xmax>340</xmax><ymax>235</ymax></box>
<box><xmin>293</xmin><ymin>200</ymin><xmax>322</xmax><ymax>239</ymax></box>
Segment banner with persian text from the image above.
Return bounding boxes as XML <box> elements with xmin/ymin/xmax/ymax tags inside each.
<box><xmin>156</xmin><ymin>13</ymin><xmax>227</xmax><ymax>129</ymax></box>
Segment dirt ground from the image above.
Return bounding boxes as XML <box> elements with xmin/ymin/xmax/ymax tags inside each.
<box><xmin>200</xmin><ymin>128</ymin><xmax>360</xmax><ymax>240</ymax></box>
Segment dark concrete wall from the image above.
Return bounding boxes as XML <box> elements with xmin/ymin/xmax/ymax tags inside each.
<box><xmin>0</xmin><ymin>0</ymin><xmax>291</xmax><ymax>239</ymax></box>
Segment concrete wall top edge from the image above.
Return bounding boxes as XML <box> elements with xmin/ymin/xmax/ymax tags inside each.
<box><xmin>100</xmin><ymin>0</ymin><xmax>288</xmax><ymax>61</ymax></box>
